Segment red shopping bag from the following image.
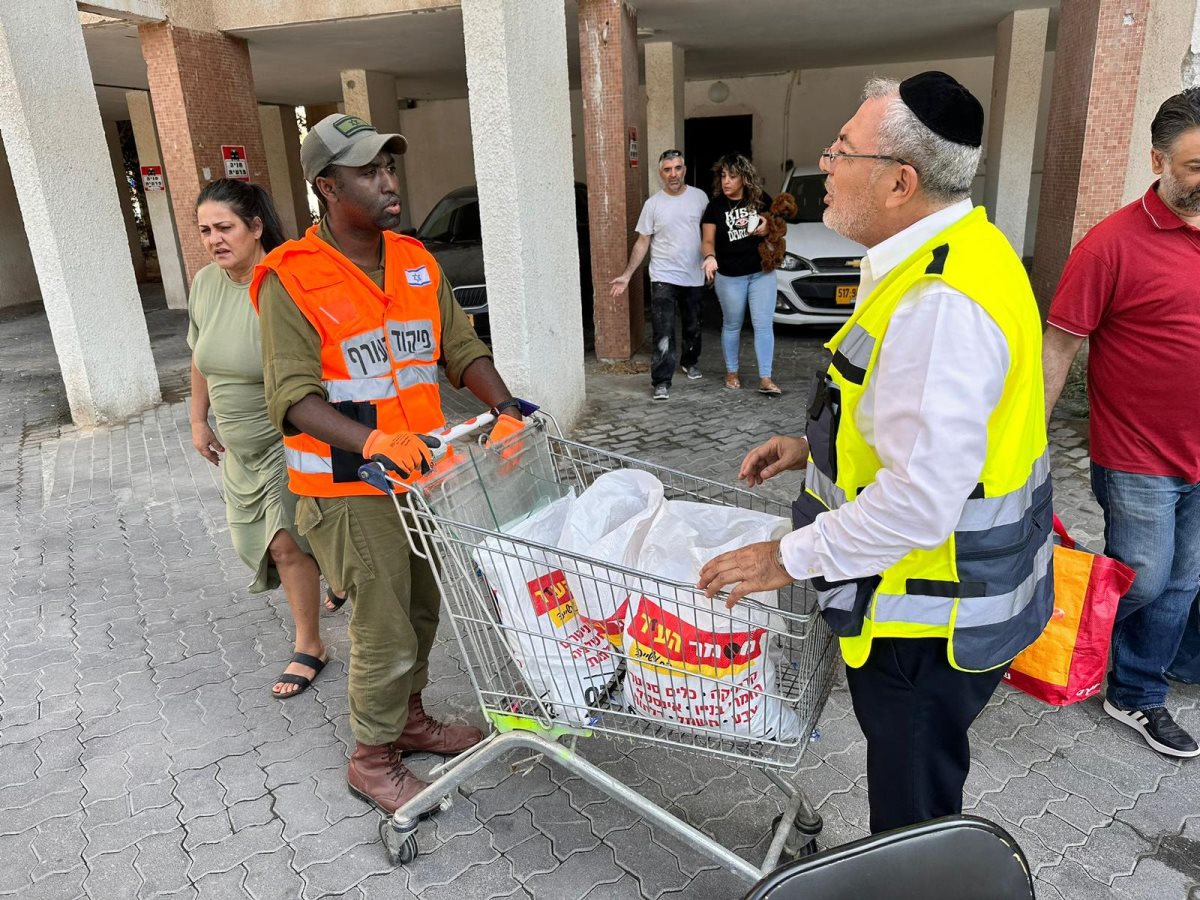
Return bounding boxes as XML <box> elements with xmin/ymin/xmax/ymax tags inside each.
<box><xmin>1003</xmin><ymin>515</ymin><xmax>1136</xmax><ymax>706</ymax></box>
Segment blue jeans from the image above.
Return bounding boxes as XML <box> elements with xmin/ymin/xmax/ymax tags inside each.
<box><xmin>1091</xmin><ymin>464</ymin><xmax>1200</xmax><ymax>708</ymax></box>
<box><xmin>714</xmin><ymin>270</ymin><xmax>775</xmax><ymax>379</ymax></box>
<box><xmin>1167</xmin><ymin>592</ymin><xmax>1200</xmax><ymax>683</ymax></box>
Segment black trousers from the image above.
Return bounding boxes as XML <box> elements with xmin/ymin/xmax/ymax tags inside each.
<box><xmin>845</xmin><ymin>637</ymin><xmax>1007</xmax><ymax>834</ymax></box>
<box><xmin>649</xmin><ymin>281</ymin><xmax>703</xmax><ymax>387</ymax></box>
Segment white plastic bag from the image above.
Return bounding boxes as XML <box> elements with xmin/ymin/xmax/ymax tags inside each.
<box><xmin>559</xmin><ymin>469</ymin><xmax>665</xmax><ymax>651</ymax></box>
<box><xmin>474</xmin><ymin>492</ymin><xmax>620</xmax><ymax>725</ymax></box>
<box><xmin>624</xmin><ymin>500</ymin><xmax>801</xmax><ymax>741</ymax></box>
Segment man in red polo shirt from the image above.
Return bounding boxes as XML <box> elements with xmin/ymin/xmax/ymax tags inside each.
<box><xmin>1043</xmin><ymin>88</ymin><xmax>1200</xmax><ymax>759</ymax></box>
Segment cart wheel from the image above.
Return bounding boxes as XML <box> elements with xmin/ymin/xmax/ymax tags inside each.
<box><xmin>790</xmin><ymin>835</ymin><xmax>819</xmax><ymax>859</ymax></box>
<box><xmin>771</xmin><ymin>813</ymin><xmax>822</xmax><ymax>861</ymax></box>
<box><xmin>380</xmin><ymin>818</ymin><xmax>419</xmax><ymax>866</ymax></box>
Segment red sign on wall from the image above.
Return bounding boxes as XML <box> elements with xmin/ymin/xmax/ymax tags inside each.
<box><xmin>628</xmin><ymin>127</ymin><xmax>639</xmax><ymax>168</ymax></box>
<box><xmin>140</xmin><ymin>165</ymin><xmax>164</xmax><ymax>192</ymax></box>
<box><xmin>221</xmin><ymin>145</ymin><xmax>249</xmax><ymax>181</ymax></box>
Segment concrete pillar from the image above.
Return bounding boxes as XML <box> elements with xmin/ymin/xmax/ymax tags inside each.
<box><xmin>139</xmin><ymin>22</ymin><xmax>268</xmax><ymax>283</ymax></box>
<box><xmin>0</xmin><ymin>0</ymin><xmax>160</xmax><ymax>424</ymax></box>
<box><xmin>1030</xmin><ymin>0</ymin><xmax>1150</xmax><ymax>311</ymax></box>
<box><xmin>103</xmin><ymin>119</ymin><xmax>148</xmax><ymax>283</ymax></box>
<box><xmin>340</xmin><ymin>70</ymin><xmax>412</xmax><ymax>230</ymax></box>
<box><xmin>126</xmin><ymin>90</ymin><xmax>189</xmax><ymax>309</ymax></box>
<box><xmin>259</xmin><ymin>104</ymin><xmax>310</xmax><ymax>239</ymax></box>
<box><xmin>983</xmin><ymin>8</ymin><xmax>1049</xmax><ymax>257</ymax></box>
<box><xmin>1120</xmin><ymin>0</ymin><xmax>1200</xmax><ymax>202</ymax></box>
<box><xmin>579</xmin><ymin>0</ymin><xmax>646</xmax><ymax>360</ymax></box>
<box><xmin>644</xmin><ymin>41</ymin><xmax>685</xmax><ymax>195</ymax></box>
<box><xmin>461</xmin><ymin>0</ymin><xmax>586</xmax><ymax>430</ymax></box>
<box><xmin>0</xmin><ymin>133</ymin><xmax>41</xmax><ymax>311</ymax></box>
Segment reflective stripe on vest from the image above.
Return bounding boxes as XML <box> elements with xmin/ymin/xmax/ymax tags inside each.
<box><xmin>800</xmin><ymin>207</ymin><xmax>1053</xmax><ymax>673</ymax></box>
<box><xmin>325</xmin><ymin>375</ymin><xmax>398</xmax><ymax>403</ymax></box>
<box><xmin>285</xmin><ymin>446</ymin><xmax>333</xmax><ymax>475</ymax></box>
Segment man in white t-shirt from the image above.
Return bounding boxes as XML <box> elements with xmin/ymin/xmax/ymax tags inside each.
<box><xmin>611</xmin><ymin>149</ymin><xmax>709</xmax><ymax>400</ymax></box>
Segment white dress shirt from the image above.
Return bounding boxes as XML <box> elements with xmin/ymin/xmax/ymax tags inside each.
<box><xmin>779</xmin><ymin>200</ymin><xmax>1011</xmax><ymax>583</ymax></box>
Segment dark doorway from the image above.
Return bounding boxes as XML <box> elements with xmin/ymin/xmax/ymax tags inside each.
<box><xmin>684</xmin><ymin>114</ymin><xmax>753</xmax><ymax>193</ymax></box>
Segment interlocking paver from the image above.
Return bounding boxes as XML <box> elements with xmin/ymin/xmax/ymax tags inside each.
<box><xmin>1113</xmin><ymin>857</ymin><xmax>1199</xmax><ymax>900</ymax></box>
<box><xmin>403</xmin><ymin>828</ymin><xmax>499</xmax><ymax>896</ymax></box>
<box><xmin>607</xmin><ymin>822</ymin><xmax>692</xmax><ymax>897</ymax></box>
<box><xmin>241</xmin><ymin>848</ymin><xmax>308</xmax><ymax>900</ymax></box>
<box><xmin>80</xmin><ymin>845</ymin><xmax>141</xmax><ymax>900</ymax></box>
<box><xmin>523</xmin><ymin>844</ymin><xmax>627</xmax><ymax>900</ymax></box>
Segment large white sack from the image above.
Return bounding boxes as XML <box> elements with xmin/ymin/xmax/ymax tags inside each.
<box><xmin>559</xmin><ymin>469</ymin><xmax>665</xmax><ymax>652</ymax></box>
<box><xmin>474</xmin><ymin>492</ymin><xmax>620</xmax><ymax>725</ymax></box>
<box><xmin>624</xmin><ymin>500</ymin><xmax>801</xmax><ymax>741</ymax></box>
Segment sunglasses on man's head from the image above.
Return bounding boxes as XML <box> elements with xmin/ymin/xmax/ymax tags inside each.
<box><xmin>659</xmin><ymin>150</ymin><xmax>684</xmax><ymax>162</ymax></box>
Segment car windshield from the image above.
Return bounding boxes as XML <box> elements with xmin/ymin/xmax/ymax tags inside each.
<box><xmin>781</xmin><ymin>173</ymin><xmax>827</xmax><ymax>224</ymax></box>
<box><xmin>417</xmin><ymin>194</ymin><xmax>481</xmax><ymax>243</ymax></box>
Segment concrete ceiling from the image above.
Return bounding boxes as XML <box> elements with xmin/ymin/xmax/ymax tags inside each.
<box><xmin>83</xmin><ymin>0</ymin><xmax>1059</xmax><ymax>117</ymax></box>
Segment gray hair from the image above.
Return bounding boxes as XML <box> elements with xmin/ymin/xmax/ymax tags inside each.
<box><xmin>862</xmin><ymin>76</ymin><xmax>981</xmax><ymax>204</ymax></box>
<box><xmin>1150</xmin><ymin>87</ymin><xmax>1200</xmax><ymax>155</ymax></box>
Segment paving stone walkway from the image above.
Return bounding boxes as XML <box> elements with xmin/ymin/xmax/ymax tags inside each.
<box><xmin>1</xmin><ymin>291</ymin><xmax>1197</xmax><ymax>899</ymax></box>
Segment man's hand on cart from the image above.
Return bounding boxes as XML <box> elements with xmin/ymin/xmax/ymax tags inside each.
<box><xmin>739</xmin><ymin>436</ymin><xmax>809</xmax><ymax>487</ymax></box>
<box><xmin>698</xmin><ymin>539</ymin><xmax>792</xmax><ymax>608</ymax></box>
<box><xmin>362</xmin><ymin>429</ymin><xmax>436</xmax><ymax>479</ymax></box>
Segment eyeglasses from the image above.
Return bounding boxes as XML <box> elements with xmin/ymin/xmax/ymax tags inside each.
<box><xmin>658</xmin><ymin>149</ymin><xmax>684</xmax><ymax>162</ymax></box>
<box><xmin>820</xmin><ymin>147</ymin><xmax>916</xmax><ymax>172</ymax></box>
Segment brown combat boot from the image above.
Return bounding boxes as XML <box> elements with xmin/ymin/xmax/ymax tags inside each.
<box><xmin>347</xmin><ymin>741</ymin><xmax>430</xmax><ymax>814</ymax></box>
<box><xmin>394</xmin><ymin>692</ymin><xmax>484</xmax><ymax>755</ymax></box>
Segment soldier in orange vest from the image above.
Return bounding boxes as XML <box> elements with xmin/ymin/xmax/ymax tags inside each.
<box><xmin>252</xmin><ymin>114</ymin><xmax>523</xmax><ymax>814</ymax></box>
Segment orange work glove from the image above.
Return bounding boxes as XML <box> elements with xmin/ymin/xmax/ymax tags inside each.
<box><xmin>487</xmin><ymin>414</ymin><xmax>525</xmax><ymax>447</ymax></box>
<box><xmin>362</xmin><ymin>430</ymin><xmax>435</xmax><ymax>479</ymax></box>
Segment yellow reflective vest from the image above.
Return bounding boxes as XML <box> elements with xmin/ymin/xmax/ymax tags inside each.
<box><xmin>794</xmin><ymin>207</ymin><xmax>1053</xmax><ymax>672</ymax></box>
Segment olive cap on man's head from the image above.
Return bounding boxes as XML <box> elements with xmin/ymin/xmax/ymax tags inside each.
<box><xmin>301</xmin><ymin>114</ymin><xmax>408</xmax><ymax>183</ymax></box>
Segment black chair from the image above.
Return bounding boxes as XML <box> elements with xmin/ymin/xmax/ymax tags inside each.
<box><xmin>743</xmin><ymin>815</ymin><xmax>1036</xmax><ymax>900</ymax></box>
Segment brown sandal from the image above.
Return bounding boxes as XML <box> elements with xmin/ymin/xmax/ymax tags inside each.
<box><xmin>724</xmin><ymin>373</ymin><xmax>741</xmax><ymax>390</ymax></box>
<box><xmin>759</xmin><ymin>378</ymin><xmax>782</xmax><ymax>396</ymax></box>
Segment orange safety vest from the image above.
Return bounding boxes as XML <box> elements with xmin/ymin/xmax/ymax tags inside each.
<box><xmin>250</xmin><ymin>225</ymin><xmax>446</xmax><ymax>497</ymax></box>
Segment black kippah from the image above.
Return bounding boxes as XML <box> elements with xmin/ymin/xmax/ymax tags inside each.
<box><xmin>898</xmin><ymin>71</ymin><xmax>984</xmax><ymax>148</ymax></box>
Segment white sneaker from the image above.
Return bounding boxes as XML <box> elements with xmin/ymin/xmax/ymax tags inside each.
<box><xmin>652</xmin><ymin>384</ymin><xmax>669</xmax><ymax>401</ymax></box>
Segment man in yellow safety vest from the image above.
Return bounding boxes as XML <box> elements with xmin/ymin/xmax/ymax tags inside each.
<box><xmin>700</xmin><ymin>72</ymin><xmax>1052</xmax><ymax>833</ymax></box>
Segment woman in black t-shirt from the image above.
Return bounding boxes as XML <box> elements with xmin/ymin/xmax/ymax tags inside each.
<box><xmin>700</xmin><ymin>154</ymin><xmax>780</xmax><ymax>395</ymax></box>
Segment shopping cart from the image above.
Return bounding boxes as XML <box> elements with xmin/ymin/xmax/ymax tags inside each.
<box><xmin>359</xmin><ymin>410</ymin><xmax>839</xmax><ymax>885</ymax></box>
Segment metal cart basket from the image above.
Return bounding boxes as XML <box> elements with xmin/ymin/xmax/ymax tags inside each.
<box><xmin>366</xmin><ymin>412</ymin><xmax>839</xmax><ymax>884</ymax></box>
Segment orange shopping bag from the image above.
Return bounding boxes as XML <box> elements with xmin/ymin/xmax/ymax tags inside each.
<box><xmin>1004</xmin><ymin>515</ymin><xmax>1135</xmax><ymax>706</ymax></box>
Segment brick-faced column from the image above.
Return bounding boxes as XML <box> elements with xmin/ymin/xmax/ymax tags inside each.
<box><xmin>1030</xmin><ymin>0</ymin><xmax>1150</xmax><ymax>311</ymax></box>
<box><xmin>579</xmin><ymin>0</ymin><xmax>646</xmax><ymax>360</ymax></box>
<box><xmin>139</xmin><ymin>23</ymin><xmax>268</xmax><ymax>283</ymax></box>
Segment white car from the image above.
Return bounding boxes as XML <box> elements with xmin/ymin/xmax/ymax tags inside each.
<box><xmin>773</xmin><ymin>167</ymin><xmax>866</xmax><ymax>326</ymax></box>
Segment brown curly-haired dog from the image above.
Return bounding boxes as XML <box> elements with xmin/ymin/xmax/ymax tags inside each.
<box><xmin>759</xmin><ymin>192</ymin><xmax>798</xmax><ymax>273</ymax></box>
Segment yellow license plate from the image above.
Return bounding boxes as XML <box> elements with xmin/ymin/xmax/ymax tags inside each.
<box><xmin>835</xmin><ymin>285</ymin><xmax>858</xmax><ymax>305</ymax></box>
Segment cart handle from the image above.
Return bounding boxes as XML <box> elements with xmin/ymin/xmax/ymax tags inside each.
<box><xmin>357</xmin><ymin>399</ymin><xmax>540</xmax><ymax>494</ymax></box>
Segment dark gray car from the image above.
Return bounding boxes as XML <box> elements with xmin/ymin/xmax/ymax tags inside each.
<box><xmin>414</xmin><ymin>183</ymin><xmax>594</xmax><ymax>339</ymax></box>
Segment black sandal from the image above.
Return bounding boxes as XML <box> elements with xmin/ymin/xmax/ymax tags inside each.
<box><xmin>324</xmin><ymin>586</ymin><xmax>348</xmax><ymax>611</ymax></box>
<box><xmin>272</xmin><ymin>652</ymin><xmax>327</xmax><ymax>699</ymax></box>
